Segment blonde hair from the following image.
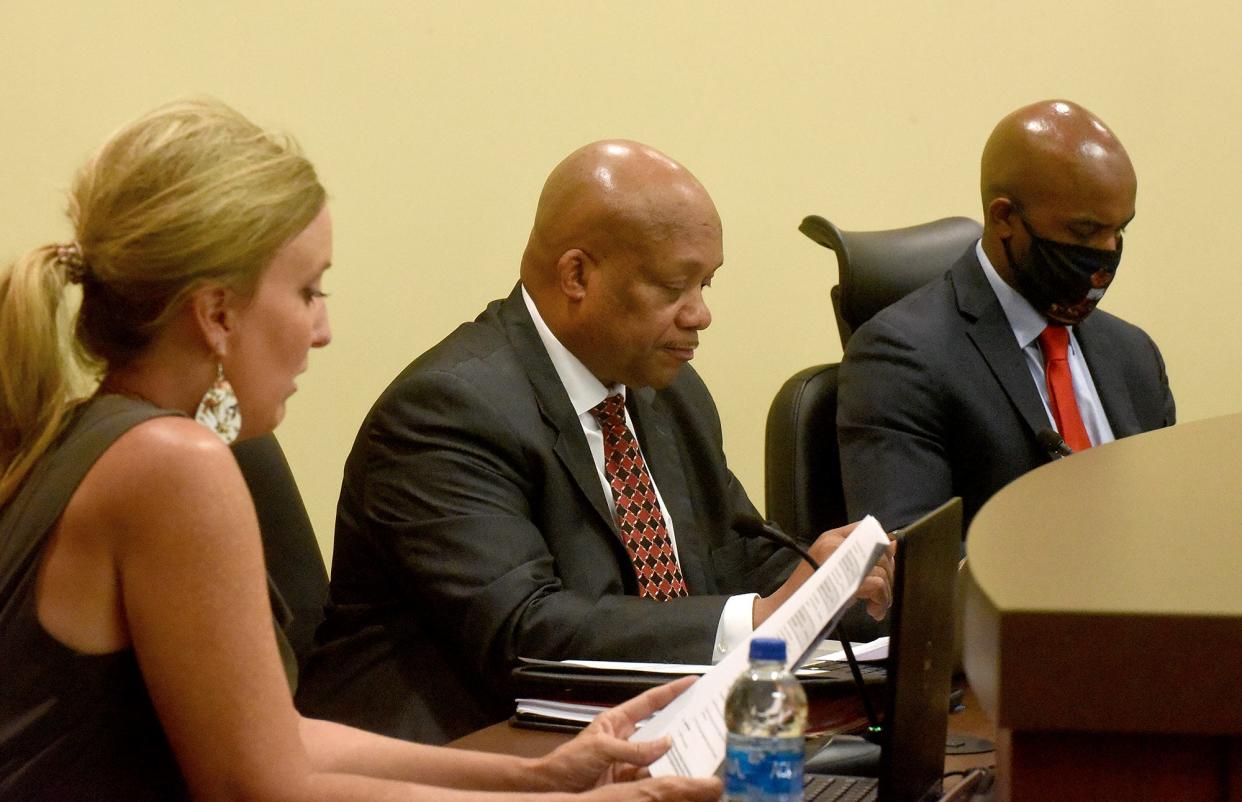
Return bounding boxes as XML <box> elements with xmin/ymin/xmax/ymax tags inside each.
<box><xmin>0</xmin><ymin>98</ymin><xmax>325</xmax><ymax>506</ymax></box>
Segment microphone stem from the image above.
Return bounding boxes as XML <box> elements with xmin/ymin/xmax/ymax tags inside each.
<box><xmin>834</xmin><ymin>622</ymin><xmax>879</xmax><ymax>734</ymax></box>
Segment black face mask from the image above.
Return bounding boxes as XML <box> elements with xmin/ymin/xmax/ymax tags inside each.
<box><xmin>1003</xmin><ymin>214</ymin><xmax>1123</xmax><ymax>325</ymax></box>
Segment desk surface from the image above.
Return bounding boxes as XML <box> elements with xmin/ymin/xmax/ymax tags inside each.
<box><xmin>449</xmin><ymin>686</ymin><xmax>997</xmax><ymax>788</ymax></box>
<box><xmin>969</xmin><ymin>412</ymin><xmax>1242</xmax><ymax>617</ymax></box>
<box><xmin>964</xmin><ymin>412</ymin><xmax>1242</xmax><ymax>736</ymax></box>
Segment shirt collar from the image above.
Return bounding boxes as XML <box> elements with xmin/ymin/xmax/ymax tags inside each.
<box><xmin>975</xmin><ymin>239</ymin><xmax>1060</xmax><ymax>350</ymax></box>
<box><xmin>521</xmin><ymin>284</ymin><xmax>624</xmax><ymax>415</ymax></box>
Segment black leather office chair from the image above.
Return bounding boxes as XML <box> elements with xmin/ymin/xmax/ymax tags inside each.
<box><xmin>801</xmin><ymin>215</ymin><xmax>984</xmax><ymax>349</ymax></box>
<box><xmin>764</xmin><ymin>216</ymin><xmax>982</xmax><ymax>541</ymax></box>
<box><xmin>232</xmin><ymin>434</ymin><xmax>328</xmax><ymax>670</ymax></box>
<box><xmin>764</xmin><ymin>363</ymin><xmax>845</xmax><ymax>542</ymax></box>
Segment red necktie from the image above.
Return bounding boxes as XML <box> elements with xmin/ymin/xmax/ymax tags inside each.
<box><xmin>1038</xmin><ymin>325</ymin><xmax>1092</xmax><ymax>453</ymax></box>
<box><xmin>589</xmin><ymin>394</ymin><xmax>688</xmax><ymax>601</ymax></box>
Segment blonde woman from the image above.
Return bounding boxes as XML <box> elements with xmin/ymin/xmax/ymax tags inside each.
<box><xmin>0</xmin><ymin>99</ymin><xmax>719</xmax><ymax>802</ymax></box>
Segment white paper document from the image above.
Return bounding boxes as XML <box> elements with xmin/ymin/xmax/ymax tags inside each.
<box><xmin>629</xmin><ymin>516</ymin><xmax>890</xmax><ymax>778</ymax></box>
<box><xmin>562</xmin><ymin>659</ymin><xmax>715</xmax><ymax>674</ymax></box>
<box><xmin>810</xmin><ymin>636</ymin><xmax>889</xmax><ymax>664</ymax></box>
<box><xmin>558</xmin><ymin>657</ymin><xmax>865</xmax><ymax>677</ymax></box>
<box><xmin>514</xmin><ymin>699</ymin><xmax>610</xmax><ymax>724</ymax></box>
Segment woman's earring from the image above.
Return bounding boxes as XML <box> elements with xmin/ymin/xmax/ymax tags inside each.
<box><xmin>195</xmin><ymin>362</ymin><xmax>242</xmax><ymax>444</ymax></box>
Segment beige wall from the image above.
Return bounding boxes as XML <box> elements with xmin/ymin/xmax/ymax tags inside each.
<box><xmin>3</xmin><ymin>2</ymin><xmax>1238</xmax><ymax>564</ymax></box>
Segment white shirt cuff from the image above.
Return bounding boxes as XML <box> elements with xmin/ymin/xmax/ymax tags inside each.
<box><xmin>713</xmin><ymin>593</ymin><xmax>759</xmax><ymax>663</ymax></box>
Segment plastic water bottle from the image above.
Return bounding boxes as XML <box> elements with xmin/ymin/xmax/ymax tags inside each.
<box><xmin>723</xmin><ymin>637</ymin><xmax>808</xmax><ymax>802</ymax></box>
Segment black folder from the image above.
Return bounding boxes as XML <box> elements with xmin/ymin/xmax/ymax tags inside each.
<box><xmin>510</xmin><ymin>657</ymin><xmax>886</xmax><ymax>733</ymax></box>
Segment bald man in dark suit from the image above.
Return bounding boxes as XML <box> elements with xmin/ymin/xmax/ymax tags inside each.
<box><xmin>298</xmin><ymin>141</ymin><xmax>893</xmax><ymax>743</ymax></box>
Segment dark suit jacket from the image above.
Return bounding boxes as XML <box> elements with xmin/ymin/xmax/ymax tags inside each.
<box><xmin>837</xmin><ymin>246</ymin><xmax>1176</xmax><ymax>535</ymax></box>
<box><xmin>296</xmin><ymin>285</ymin><xmax>796</xmax><ymax>743</ymax></box>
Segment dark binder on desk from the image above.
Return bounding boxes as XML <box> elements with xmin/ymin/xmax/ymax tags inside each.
<box><xmin>510</xmin><ymin>658</ymin><xmax>886</xmax><ymax>734</ymax></box>
<box><xmin>510</xmin><ymin>712</ymin><xmax>595</xmax><ymax>734</ymax></box>
<box><xmin>512</xmin><ymin>659</ymin><xmax>683</xmax><ymax>705</ymax></box>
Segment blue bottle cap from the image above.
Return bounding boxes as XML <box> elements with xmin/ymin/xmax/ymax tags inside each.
<box><xmin>748</xmin><ymin>637</ymin><xmax>786</xmax><ymax>662</ymax></box>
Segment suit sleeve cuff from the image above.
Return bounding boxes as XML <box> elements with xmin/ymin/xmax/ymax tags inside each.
<box><xmin>713</xmin><ymin>593</ymin><xmax>758</xmax><ymax>663</ymax></box>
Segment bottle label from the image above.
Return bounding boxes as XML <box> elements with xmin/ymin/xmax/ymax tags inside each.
<box><xmin>723</xmin><ymin>733</ymin><xmax>803</xmax><ymax>802</ymax></box>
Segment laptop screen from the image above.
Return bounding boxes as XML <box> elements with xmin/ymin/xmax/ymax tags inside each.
<box><xmin>878</xmin><ymin>497</ymin><xmax>962</xmax><ymax>802</ymax></box>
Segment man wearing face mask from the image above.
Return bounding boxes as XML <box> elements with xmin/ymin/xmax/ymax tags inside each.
<box><xmin>836</xmin><ymin>99</ymin><xmax>1175</xmax><ymax>549</ymax></box>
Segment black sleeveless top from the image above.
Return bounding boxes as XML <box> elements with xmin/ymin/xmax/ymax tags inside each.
<box><xmin>0</xmin><ymin>396</ymin><xmax>297</xmax><ymax>800</ymax></box>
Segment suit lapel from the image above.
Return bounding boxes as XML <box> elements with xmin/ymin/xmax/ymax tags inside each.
<box><xmin>1075</xmin><ymin>315</ymin><xmax>1141</xmax><ymax>437</ymax></box>
<box><xmin>627</xmin><ymin>388</ymin><xmax>712</xmax><ymax>592</ymax></box>
<box><xmin>952</xmin><ymin>253</ymin><xmax>1051</xmax><ymax>440</ymax></box>
<box><xmin>497</xmin><ymin>285</ymin><xmax>618</xmax><ymax>535</ymax></box>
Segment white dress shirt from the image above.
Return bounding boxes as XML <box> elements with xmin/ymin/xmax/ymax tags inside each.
<box><xmin>975</xmin><ymin>240</ymin><xmax>1115</xmax><ymax>447</ymax></box>
<box><xmin>521</xmin><ymin>287</ymin><xmax>755</xmax><ymax>661</ymax></box>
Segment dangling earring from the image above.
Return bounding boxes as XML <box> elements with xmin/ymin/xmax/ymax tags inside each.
<box><xmin>195</xmin><ymin>362</ymin><xmax>242</xmax><ymax>444</ymax></box>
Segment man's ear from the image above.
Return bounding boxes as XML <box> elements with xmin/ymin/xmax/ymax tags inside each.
<box><xmin>188</xmin><ymin>285</ymin><xmax>239</xmax><ymax>356</ymax></box>
<box><xmin>987</xmin><ymin>197</ymin><xmax>1017</xmax><ymax>239</ymax></box>
<box><xmin>556</xmin><ymin>248</ymin><xmax>594</xmax><ymax>302</ymax></box>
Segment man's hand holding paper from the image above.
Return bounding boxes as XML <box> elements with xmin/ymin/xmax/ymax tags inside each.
<box><xmin>633</xmin><ymin>517</ymin><xmax>893</xmax><ymax>778</ymax></box>
<box><xmin>752</xmin><ymin>521</ymin><xmax>896</xmax><ymax>628</ymax></box>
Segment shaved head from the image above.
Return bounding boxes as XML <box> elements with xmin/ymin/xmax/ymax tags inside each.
<box><xmin>519</xmin><ymin>140</ymin><xmax>723</xmax><ymax>389</ymax></box>
<box><xmin>980</xmin><ymin>100</ymin><xmax>1137</xmax><ymax>309</ymax></box>
<box><xmin>521</xmin><ymin>140</ymin><xmax>720</xmax><ymax>289</ymax></box>
<box><xmin>981</xmin><ymin>99</ymin><xmax>1135</xmax><ymax>215</ymax></box>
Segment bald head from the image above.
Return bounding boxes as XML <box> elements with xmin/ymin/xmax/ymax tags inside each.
<box><xmin>979</xmin><ymin>101</ymin><xmax>1137</xmax><ymax>323</ymax></box>
<box><xmin>521</xmin><ymin>140</ymin><xmax>720</xmax><ymax>290</ymax></box>
<box><xmin>980</xmin><ymin>100</ymin><xmax>1136</xmax><ymax>290</ymax></box>
<box><xmin>520</xmin><ymin>140</ymin><xmax>723</xmax><ymax>389</ymax></box>
<box><xmin>982</xmin><ymin>100</ymin><xmax>1135</xmax><ymax>214</ymax></box>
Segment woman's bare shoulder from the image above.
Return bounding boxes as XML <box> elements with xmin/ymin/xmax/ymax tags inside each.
<box><xmin>80</xmin><ymin>416</ymin><xmax>254</xmax><ymax>537</ymax></box>
<box><xmin>103</xmin><ymin>415</ymin><xmax>237</xmax><ymax>477</ymax></box>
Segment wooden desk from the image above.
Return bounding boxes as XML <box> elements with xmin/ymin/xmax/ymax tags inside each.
<box><xmin>964</xmin><ymin>413</ymin><xmax>1242</xmax><ymax>801</ymax></box>
<box><xmin>449</xmin><ymin>687</ymin><xmax>997</xmax><ymax>790</ymax></box>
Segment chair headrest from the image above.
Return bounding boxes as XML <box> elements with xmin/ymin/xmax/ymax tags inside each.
<box><xmin>800</xmin><ymin>215</ymin><xmax>982</xmax><ymax>346</ymax></box>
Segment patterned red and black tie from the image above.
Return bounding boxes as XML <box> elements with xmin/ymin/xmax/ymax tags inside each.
<box><xmin>589</xmin><ymin>394</ymin><xmax>688</xmax><ymax>601</ymax></box>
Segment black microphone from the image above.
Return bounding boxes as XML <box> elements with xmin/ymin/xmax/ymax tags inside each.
<box><xmin>1036</xmin><ymin>428</ymin><xmax>1074</xmax><ymax>460</ymax></box>
<box><xmin>732</xmin><ymin>513</ymin><xmax>881</xmax><ymax>731</ymax></box>
<box><xmin>732</xmin><ymin>514</ymin><xmax>822</xmax><ymax>572</ymax></box>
